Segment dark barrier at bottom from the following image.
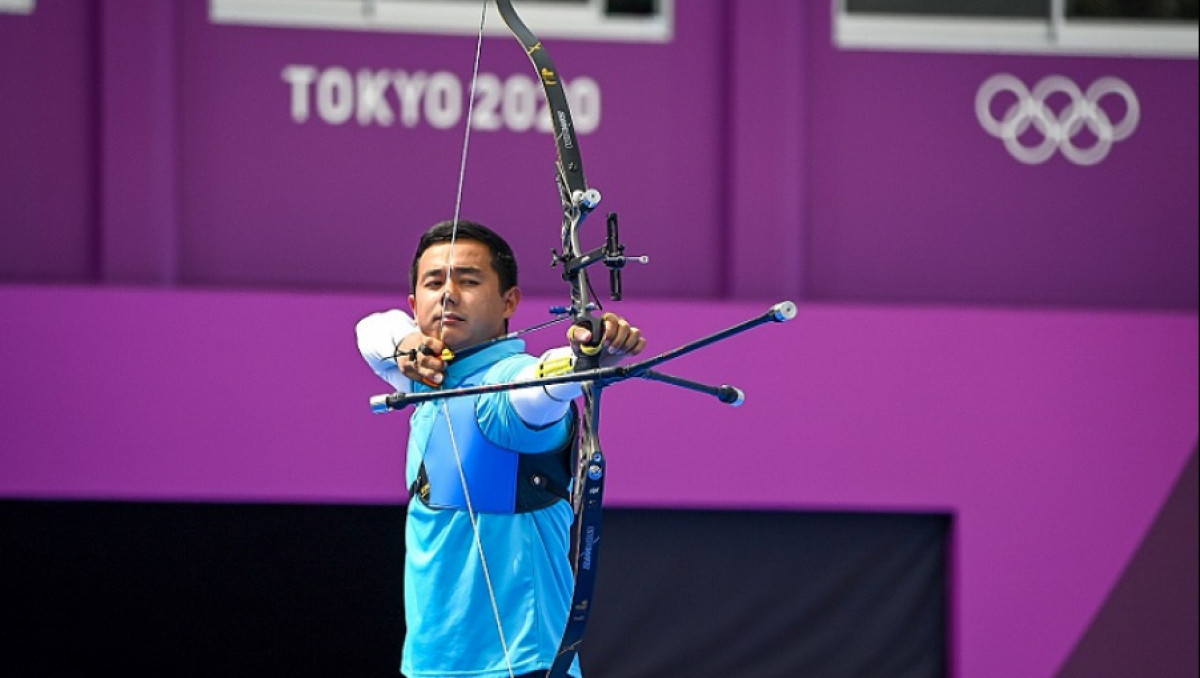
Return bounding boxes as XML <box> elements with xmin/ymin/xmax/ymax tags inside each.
<box><xmin>0</xmin><ymin>501</ymin><xmax>949</xmax><ymax>678</ymax></box>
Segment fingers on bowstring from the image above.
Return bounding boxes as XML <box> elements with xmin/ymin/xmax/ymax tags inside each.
<box><xmin>399</xmin><ymin>338</ymin><xmax>446</xmax><ymax>387</ymax></box>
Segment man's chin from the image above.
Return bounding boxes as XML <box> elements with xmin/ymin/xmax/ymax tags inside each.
<box><xmin>438</xmin><ymin>329</ymin><xmax>472</xmax><ymax>352</ymax></box>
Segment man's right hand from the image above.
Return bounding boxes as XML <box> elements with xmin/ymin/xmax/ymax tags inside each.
<box><xmin>395</xmin><ymin>333</ymin><xmax>448</xmax><ymax>388</ymax></box>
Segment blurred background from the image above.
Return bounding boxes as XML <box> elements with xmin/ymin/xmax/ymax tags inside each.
<box><xmin>2</xmin><ymin>1</ymin><xmax>1196</xmax><ymax>676</ymax></box>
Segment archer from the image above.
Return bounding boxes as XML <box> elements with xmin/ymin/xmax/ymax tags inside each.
<box><xmin>356</xmin><ymin>219</ymin><xmax>645</xmax><ymax>678</ymax></box>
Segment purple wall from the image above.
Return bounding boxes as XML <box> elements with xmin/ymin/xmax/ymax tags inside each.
<box><xmin>2</xmin><ymin>1</ymin><xmax>1198</xmax><ymax>677</ymax></box>
<box><xmin>173</xmin><ymin>0</ymin><xmax>727</xmax><ymax>296</ymax></box>
<box><xmin>805</xmin><ymin>14</ymin><xmax>1200</xmax><ymax>309</ymax></box>
<box><xmin>2</xmin><ymin>1</ymin><xmax>1196</xmax><ymax>307</ymax></box>
<box><xmin>0</xmin><ymin>1</ymin><xmax>96</xmax><ymax>281</ymax></box>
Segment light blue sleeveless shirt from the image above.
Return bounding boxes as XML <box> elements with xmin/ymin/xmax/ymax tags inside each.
<box><xmin>401</xmin><ymin>340</ymin><xmax>581</xmax><ymax>678</ymax></box>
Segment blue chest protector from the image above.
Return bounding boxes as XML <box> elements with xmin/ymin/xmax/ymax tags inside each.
<box><xmin>412</xmin><ymin>392</ymin><xmax>575</xmax><ymax>514</ymax></box>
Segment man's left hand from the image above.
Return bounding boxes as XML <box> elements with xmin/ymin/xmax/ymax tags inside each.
<box><xmin>568</xmin><ymin>313</ymin><xmax>646</xmax><ymax>366</ymax></box>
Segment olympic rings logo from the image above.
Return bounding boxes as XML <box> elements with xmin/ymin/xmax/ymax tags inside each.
<box><xmin>975</xmin><ymin>74</ymin><xmax>1139</xmax><ymax>166</ymax></box>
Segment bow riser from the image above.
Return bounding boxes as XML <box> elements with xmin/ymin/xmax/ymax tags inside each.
<box><xmin>495</xmin><ymin>2</ymin><xmax>608</xmax><ymax>676</ymax></box>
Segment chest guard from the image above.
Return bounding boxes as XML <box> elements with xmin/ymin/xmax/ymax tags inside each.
<box><xmin>413</xmin><ymin>392</ymin><xmax>574</xmax><ymax>514</ymax></box>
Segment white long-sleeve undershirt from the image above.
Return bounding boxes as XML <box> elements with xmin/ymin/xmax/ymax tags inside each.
<box><xmin>355</xmin><ymin>309</ymin><xmax>418</xmax><ymax>394</ymax></box>
<box><xmin>510</xmin><ymin>346</ymin><xmax>582</xmax><ymax>426</ymax></box>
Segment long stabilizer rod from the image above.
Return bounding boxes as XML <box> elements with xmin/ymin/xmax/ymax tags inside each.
<box><xmin>369</xmin><ymin>301</ymin><xmax>796</xmax><ymax>413</ymax></box>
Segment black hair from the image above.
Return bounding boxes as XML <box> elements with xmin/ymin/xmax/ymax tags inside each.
<box><xmin>409</xmin><ymin>219</ymin><xmax>519</xmax><ymax>294</ymax></box>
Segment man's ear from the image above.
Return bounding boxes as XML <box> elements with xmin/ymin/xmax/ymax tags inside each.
<box><xmin>407</xmin><ymin>293</ymin><xmax>417</xmax><ymax>314</ymax></box>
<box><xmin>502</xmin><ymin>286</ymin><xmax>522</xmax><ymax>320</ymax></box>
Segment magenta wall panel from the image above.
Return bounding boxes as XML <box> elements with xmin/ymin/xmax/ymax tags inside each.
<box><xmin>1</xmin><ymin>285</ymin><xmax>1196</xmax><ymax>677</ymax></box>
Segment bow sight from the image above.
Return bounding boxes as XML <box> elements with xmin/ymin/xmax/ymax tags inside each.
<box><xmin>553</xmin><ymin>213</ymin><xmax>649</xmax><ymax>303</ymax></box>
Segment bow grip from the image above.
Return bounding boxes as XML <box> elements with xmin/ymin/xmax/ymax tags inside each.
<box><xmin>572</xmin><ymin>314</ymin><xmax>605</xmax><ymax>362</ymax></box>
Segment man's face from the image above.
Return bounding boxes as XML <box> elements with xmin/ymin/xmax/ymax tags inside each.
<box><xmin>408</xmin><ymin>240</ymin><xmax>520</xmax><ymax>351</ymax></box>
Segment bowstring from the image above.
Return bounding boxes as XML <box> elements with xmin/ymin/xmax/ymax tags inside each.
<box><xmin>436</xmin><ymin>3</ymin><xmax>517</xmax><ymax>677</ymax></box>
